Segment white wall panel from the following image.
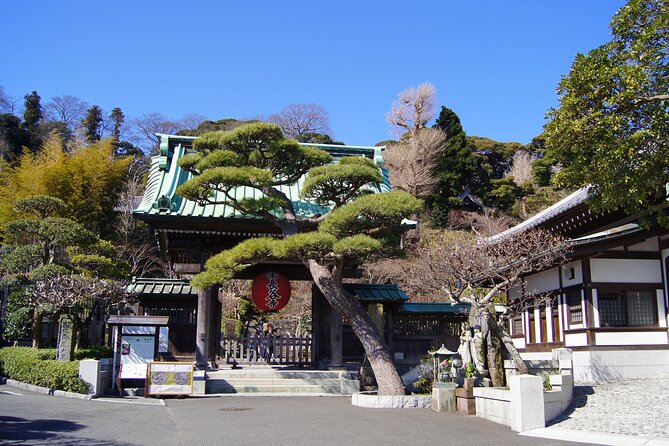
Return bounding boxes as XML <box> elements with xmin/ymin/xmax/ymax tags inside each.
<box><xmin>594</xmin><ymin>330</ymin><xmax>668</xmax><ymax>346</ymax></box>
<box><xmin>590</xmin><ymin>259</ymin><xmax>661</xmax><ymax>283</ymax></box>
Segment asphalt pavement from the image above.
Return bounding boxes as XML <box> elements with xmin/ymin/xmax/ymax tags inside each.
<box><xmin>0</xmin><ymin>382</ymin><xmax>589</xmax><ymax>446</ymax></box>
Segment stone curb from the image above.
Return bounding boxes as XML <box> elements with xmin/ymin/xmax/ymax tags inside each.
<box><xmin>1</xmin><ymin>376</ymin><xmax>92</xmax><ymax>400</ymax></box>
<box><xmin>521</xmin><ymin>426</ymin><xmax>669</xmax><ymax>446</ymax></box>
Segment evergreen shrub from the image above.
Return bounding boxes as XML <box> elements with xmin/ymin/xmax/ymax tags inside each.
<box><xmin>0</xmin><ymin>347</ymin><xmax>89</xmax><ymax>393</ymax></box>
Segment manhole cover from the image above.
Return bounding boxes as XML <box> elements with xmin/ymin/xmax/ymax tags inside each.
<box><xmin>220</xmin><ymin>407</ymin><xmax>252</xmax><ymax>412</ymax></box>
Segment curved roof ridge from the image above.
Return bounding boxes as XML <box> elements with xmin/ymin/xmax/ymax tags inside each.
<box><xmin>485</xmin><ymin>186</ymin><xmax>591</xmax><ymax>243</ymax></box>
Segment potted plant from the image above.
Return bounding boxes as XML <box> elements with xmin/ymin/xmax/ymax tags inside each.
<box><xmin>463</xmin><ymin>362</ymin><xmax>476</xmax><ymax>390</ymax></box>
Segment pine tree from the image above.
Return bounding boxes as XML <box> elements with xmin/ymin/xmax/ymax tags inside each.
<box><xmin>430</xmin><ymin>106</ymin><xmax>478</xmax><ymax>225</ymax></box>
<box><xmin>82</xmin><ymin>105</ymin><xmax>104</xmax><ymax>143</ymax></box>
<box><xmin>22</xmin><ymin>91</ymin><xmax>42</xmax><ymax>132</ymax></box>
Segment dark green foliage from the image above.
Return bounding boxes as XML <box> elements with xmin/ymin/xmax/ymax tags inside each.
<box><xmin>531</xmin><ymin>155</ymin><xmax>555</xmax><ymax>187</ymax></box>
<box><xmin>2</xmin><ymin>289</ymin><xmax>32</xmax><ymax>342</ymax></box>
<box><xmin>22</xmin><ymin>91</ymin><xmax>42</xmax><ymax>132</ymax></box>
<box><xmin>28</xmin><ymin>263</ymin><xmax>71</xmax><ymax>281</ymax></box>
<box><xmin>332</xmin><ymin>234</ymin><xmax>382</xmax><ymax>258</ymax></box>
<box><xmin>272</xmin><ymin>232</ymin><xmax>337</xmax><ymax>259</ymax></box>
<box><xmin>486</xmin><ymin>177</ymin><xmax>525</xmax><ymax>211</ymax></box>
<box><xmin>75</xmin><ymin>345</ymin><xmax>112</xmax><ymax>360</ymax></box>
<box><xmin>0</xmin><ymin>113</ymin><xmax>30</xmax><ymax>161</ymax></box>
<box><xmin>178</xmin><ymin>123</ymin><xmax>332</xmax><ymax>212</ymax></box>
<box><xmin>14</xmin><ymin>195</ymin><xmax>65</xmax><ymax>218</ymax></box>
<box><xmin>301</xmin><ymin>156</ymin><xmax>382</xmax><ymax>207</ymax></box>
<box><xmin>235</xmin><ymin>296</ymin><xmax>260</xmax><ymax>336</ymax></box>
<box><xmin>82</xmin><ymin>105</ymin><xmax>104</xmax><ymax>143</ymax></box>
<box><xmin>0</xmin><ymin>347</ymin><xmax>89</xmax><ymax>393</ymax></box>
<box><xmin>295</xmin><ymin>133</ymin><xmax>345</xmax><ymax>145</ymax></box>
<box><xmin>319</xmin><ymin>191</ymin><xmax>423</xmax><ymax>239</ymax></box>
<box><xmin>545</xmin><ymin>0</ymin><xmax>669</xmax><ymax>214</ymax></box>
<box><xmin>109</xmin><ymin>107</ymin><xmax>124</xmax><ymax>143</ymax></box>
<box><xmin>431</xmin><ymin>107</ymin><xmax>478</xmax><ymax>225</ymax></box>
<box><xmin>178</xmin><ymin>118</ymin><xmax>259</xmax><ymax>136</ymax></box>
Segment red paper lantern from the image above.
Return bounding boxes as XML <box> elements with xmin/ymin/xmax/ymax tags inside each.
<box><xmin>251</xmin><ymin>271</ymin><xmax>291</xmax><ymax>312</ymax></box>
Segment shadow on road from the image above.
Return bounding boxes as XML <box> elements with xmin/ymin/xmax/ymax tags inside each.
<box><xmin>0</xmin><ymin>415</ymin><xmax>132</xmax><ymax>445</ymax></box>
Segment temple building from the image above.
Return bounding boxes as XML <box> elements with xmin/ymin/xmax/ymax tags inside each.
<box><xmin>130</xmin><ymin>133</ymin><xmax>466</xmax><ymax>387</ymax></box>
<box><xmin>490</xmin><ymin>187</ymin><xmax>669</xmax><ymax>382</ymax></box>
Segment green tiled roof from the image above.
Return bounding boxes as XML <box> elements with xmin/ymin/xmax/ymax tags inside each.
<box><xmin>128</xmin><ymin>278</ymin><xmax>198</xmax><ymax>296</ymax></box>
<box><xmin>133</xmin><ymin>134</ymin><xmax>390</xmax><ymax>221</ymax></box>
<box><xmin>398</xmin><ymin>302</ymin><xmax>471</xmax><ymax>314</ymax></box>
<box><xmin>343</xmin><ymin>283</ymin><xmax>410</xmax><ymax>302</ymax></box>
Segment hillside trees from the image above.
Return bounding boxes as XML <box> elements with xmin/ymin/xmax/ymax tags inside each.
<box><xmin>269</xmin><ymin>103</ymin><xmax>332</xmax><ymax>140</ymax></box>
<box><xmin>0</xmin><ymin>133</ymin><xmax>131</xmax><ymax>238</ymax></box>
<box><xmin>545</xmin><ymin>0</ymin><xmax>669</xmax><ymax>215</ymax></box>
<box><xmin>176</xmin><ymin>122</ymin><xmax>422</xmax><ymax>395</ymax></box>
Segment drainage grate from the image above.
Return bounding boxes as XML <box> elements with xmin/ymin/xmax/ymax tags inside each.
<box><xmin>219</xmin><ymin>407</ymin><xmax>252</xmax><ymax>412</ymax></box>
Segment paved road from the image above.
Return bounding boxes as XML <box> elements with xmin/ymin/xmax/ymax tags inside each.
<box><xmin>0</xmin><ymin>383</ymin><xmax>589</xmax><ymax>446</ymax></box>
<box><xmin>550</xmin><ymin>374</ymin><xmax>669</xmax><ymax>440</ymax></box>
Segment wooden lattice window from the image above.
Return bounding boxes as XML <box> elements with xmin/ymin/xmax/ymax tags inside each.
<box><xmin>512</xmin><ymin>316</ymin><xmax>524</xmax><ymax>335</ymax></box>
<box><xmin>566</xmin><ymin>290</ymin><xmax>583</xmax><ymax>325</ymax></box>
<box><xmin>598</xmin><ymin>289</ymin><xmax>657</xmax><ymax>327</ymax></box>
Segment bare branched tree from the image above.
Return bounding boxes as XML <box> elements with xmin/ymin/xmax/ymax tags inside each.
<box><xmin>129</xmin><ymin>113</ymin><xmax>185</xmax><ymax>154</ymax></box>
<box><xmin>44</xmin><ymin>95</ymin><xmax>90</xmax><ymax>130</ymax></box>
<box><xmin>181</xmin><ymin>113</ymin><xmax>208</xmax><ymax>132</ymax></box>
<box><xmin>386</xmin><ymin>82</ymin><xmax>437</xmax><ymax>138</ymax></box>
<box><xmin>405</xmin><ymin>229</ymin><xmax>571</xmax><ymax>384</ymax></box>
<box><xmin>115</xmin><ymin>159</ymin><xmax>167</xmax><ymax>277</ymax></box>
<box><xmin>0</xmin><ymin>85</ymin><xmax>19</xmax><ymax>114</ymax></box>
<box><xmin>383</xmin><ymin>127</ymin><xmax>447</xmax><ymax>198</ymax></box>
<box><xmin>31</xmin><ymin>274</ymin><xmax>133</xmax><ymax>348</ymax></box>
<box><xmin>268</xmin><ymin>103</ymin><xmax>331</xmax><ymax>139</ymax></box>
<box><xmin>505</xmin><ymin>150</ymin><xmax>534</xmax><ymax>186</ymax></box>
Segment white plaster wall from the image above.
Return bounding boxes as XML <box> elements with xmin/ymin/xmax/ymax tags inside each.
<box><xmin>564</xmin><ymin>332</ymin><xmax>588</xmax><ymax>347</ymax></box>
<box><xmin>590</xmin><ymin>258</ymin><xmax>662</xmax><ymax>283</ymax></box>
<box><xmin>594</xmin><ymin>330</ymin><xmax>668</xmax><ymax>346</ymax></box>
<box><xmin>561</xmin><ymin>260</ymin><xmax>583</xmax><ymax>286</ymax></box>
<box><xmin>518</xmin><ymin>351</ymin><xmax>553</xmax><ymax>361</ymax></box>
<box><xmin>512</xmin><ymin>337</ymin><xmax>526</xmax><ymax>350</ymax></box>
<box><xmin>524</xmin><ymin>267</ymin><xmax>560</xmax><ymax>294</ymax></box>
<box><xmin>628</xmin><ymin>237</ymin><xmax>659</xmax><ymax>252</ymax></box>
<box><xmin>572</xmin><ymin>349</ymin><xmax>669</xmax><ymax>384</ymax></box>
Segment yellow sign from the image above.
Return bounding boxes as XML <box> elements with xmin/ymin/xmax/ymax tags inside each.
<box><xmin>146</xmin><ymin>362</ymin><xmax>194</xmax><ymax>396</ymax></box>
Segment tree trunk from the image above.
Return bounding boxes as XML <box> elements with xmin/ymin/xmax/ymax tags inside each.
<box><xmin>488</xmin><ymin>315</ymin><xmax>528</xmax><ymax>374</ymax></box>
<box><xmin>480</xmin><ymin>307</ymin><xmax>504</xmax><ymax>387</ymax></box>
<box><xmin>32</xmin><ymin>308</ymin><xmax>42</xmax><ymax>348</ymax></box>
<box><xmin>307</xmin><ymin>259</ymin><xmax>405</xmax><ymax>396</ymax></box>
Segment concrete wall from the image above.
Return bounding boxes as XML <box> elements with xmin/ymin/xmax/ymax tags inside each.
<box><xmin>572</xmin><ymin>349</ymin><xmax>669</xmax><ymax>383</ymax></box>
<box><xmin>474</xmin><ymin>374</ymin><xmax>572</xmax><ymax>432</ymax></box>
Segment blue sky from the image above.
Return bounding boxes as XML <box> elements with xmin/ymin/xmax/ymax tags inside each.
<box><xmin>1</xmin><ymin>1</ymin><xmax>626</xmax><ymax>146</ymax></box>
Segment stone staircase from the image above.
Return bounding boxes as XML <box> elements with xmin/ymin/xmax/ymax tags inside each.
<box><xmin>204</xmin><ymin>368</ymin><xmax>359</xmax><ymax>395</ymax></box>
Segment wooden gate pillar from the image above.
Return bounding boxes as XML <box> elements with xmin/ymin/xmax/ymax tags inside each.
<box><xmin>195</xmin><ymin>286</ymin><xmax>217</xmax><ymax>370</ymax></box>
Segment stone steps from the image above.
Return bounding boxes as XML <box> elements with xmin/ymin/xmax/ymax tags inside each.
<box><xmin>204</xmin><ymin>368</ymin><xmax>359</xmax><ymax>395</ymax></box>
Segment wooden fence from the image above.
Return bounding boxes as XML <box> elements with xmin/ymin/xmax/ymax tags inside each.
<box><xmin>220</xmin><ymin>334</ymin><xmax>313</xmax><ymax>366</ymax></box>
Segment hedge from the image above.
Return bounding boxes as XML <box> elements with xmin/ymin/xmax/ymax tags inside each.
<box><xmin>0</xmin><ymin>347</ymin><xmax>90</xmax><ymax>393</ymax></box>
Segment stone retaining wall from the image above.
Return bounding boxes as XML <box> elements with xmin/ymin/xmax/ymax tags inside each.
<box><xmin>351</xmin><ymin>391</ymin><xmax>432</xmax><ymax>408</ymax></box>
